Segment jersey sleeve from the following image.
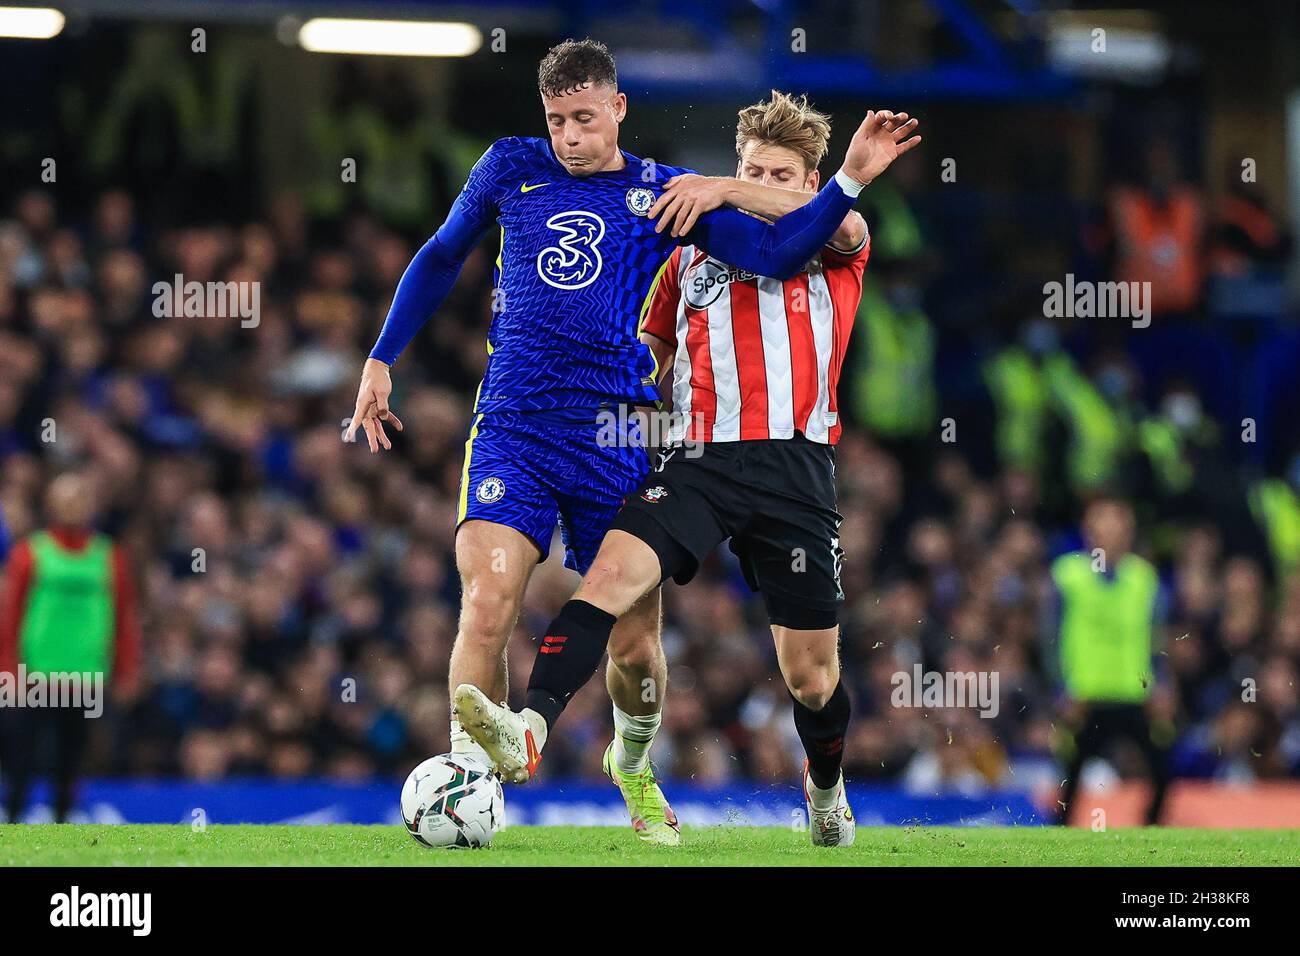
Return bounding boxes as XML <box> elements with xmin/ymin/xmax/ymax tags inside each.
<box><xmin>682</xmin><ymin>176</ymin><xmax>856</xmax><ymax>280</ymax></box>
<box><xmin>821</xmin><ymin>226</ymin><xmax>871</xmax><ymax>279</ymax></box>
<box><xmin>368</xmin><ymin>138</ymin><xmax>514</xmax><ymax>365</ymax></box>
<box><xmin>434</xmin><ymin>137</ymin><xmax>513</xmax><ymax>259</ymax></box>
<box><xmin>639</xmin><ymin>248</ymin><xmax>683</xmax><ymax>345</ymax></box>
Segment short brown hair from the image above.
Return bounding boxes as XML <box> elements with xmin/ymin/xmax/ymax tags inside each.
<box><xmin>538</xmin><ymin>38</ymin><xmax>617</xmax><ymax>98</ymax></box>
<box><xmin>735</xmin><ymin>90</ymin><xmax>832</xmax><ymax>173</ymax></box>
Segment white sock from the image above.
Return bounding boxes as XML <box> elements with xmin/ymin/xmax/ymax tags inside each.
<box><xmin>809</xmin><ymin>775</ymin><xmax>842</xmax><ymax>812</ymax></box>
<box><xmin>612</xmin><ymin>705</ymin><xmax>661</xmax><ymax>775</ymax></box>
<box><xmin>449</xmin><ymin>717</ymin><xmax>492</xmax><ymax>767</ymax></box>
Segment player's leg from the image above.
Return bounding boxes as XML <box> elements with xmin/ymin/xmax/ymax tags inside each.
<box><xmin>734</xmin><ymin>443</ymin><xmax>854</xmax><ymax>845</ymax></box>
<box><xmin>453</xmin><ymin>410</ymin><xmax>664</xmax><ymax>782</ymax></box>
<box><xmin>605</xmin><ymin>588</ymin><xmax>665</xmax><ymax>754</ymax></box>
<box><xmin>447</xmin><ymin>413</ymin><xmax>553</xmax><ymax>769</ymax></box>
<box><xmin>51</xmin><ymin>705</ymin><xmax>89</xmax><ymax>823</ymax></box>
<box><xmin>2</xmin><ymin>709</ymin><xmax>36</xmax><ymax>822</ymax></box>
<box><xmin>560</xmin><ymin>466</ymin><xmax>683</xmax><ymax>847</ymax></box>
<box><xmin>1056</xmin><ymin>703</ymin><xmax>1102</xmax><ymax>825</ymax></box>
<box><xmin>521</xmin><ymin>454</ymin><xmax>724</xmax><ymax>741</ymax></box>
<box><xmin>600</xmin><ymin>586</ymin><xmax>681</xmax><ymax>843</ymax></box>
<box><xmin>770</xmin><ymin>622</ymin><xmax>854</xmax><ymax>845</ymax></box>
<box><xmin>448</xmin><ymin>518</ymin><xmax>541</xmax><ymax>764</ymax></box>
<box><xmin>457</xmin><ymin>443</ymin><xmax>728</xmax><ymax>788</ymax></box>
<box><xmin>455</xmin><ymin>528</ymin><xmax>666</xmax><ymax>782</ymax></box>
<box><xmin>1125</xmin><ymin>703</ymin><xmax>1171</xmax><ymax>825</ymax></box>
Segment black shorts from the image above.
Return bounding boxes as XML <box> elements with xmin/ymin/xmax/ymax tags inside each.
<box><xmin>610</xmin><ymin>437</ymin><xmax>844</xmax><ymax>630</ymax></box>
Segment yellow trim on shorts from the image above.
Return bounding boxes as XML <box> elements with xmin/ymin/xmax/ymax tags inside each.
<box><xmin>457</xmin><ymin>413</ymin><xmax>484</xmax><ymax>523</ymax></box>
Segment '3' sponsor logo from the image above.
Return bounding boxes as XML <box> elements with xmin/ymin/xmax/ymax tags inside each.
<box><xmin>537</xmin><ymin>210</ymin><xmax>605</xmax><ymax>290</ymax></box>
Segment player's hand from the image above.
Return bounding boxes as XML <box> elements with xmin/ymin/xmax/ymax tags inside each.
<box><xmin>839</xmin><ymin>110</ymin><xmax>921</xmax><ymax>187</ymax></box>
<box><xmin>345</xmin><ymin>357</ymin><xmax>405</xmax><ymax>453</ymax></box>
<box><xmin>648</xmin><ymin>174</ymin><xmax>731</xmax><ymax>237</ymax></box>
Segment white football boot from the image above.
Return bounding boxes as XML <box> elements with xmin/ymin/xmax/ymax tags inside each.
<box><xmin>803</xmin><ymin>761</ymin><xmax>856</xmax><ymax>847</ymax></box>
<box><xmin>452</xmin><ymin>684</ymin><xmax>546</xmax><ymax>784</ymax></box>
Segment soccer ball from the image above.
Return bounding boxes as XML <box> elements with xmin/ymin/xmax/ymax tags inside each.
<box><xmin>400</xmin><ymin>753</ymin><xmax>504</xmax><ymax>849</ymax></box>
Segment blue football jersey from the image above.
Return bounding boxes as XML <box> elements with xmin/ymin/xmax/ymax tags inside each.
<box><xmin>454</xmin><ymin>137</ymin><xmax>689</xmax><ymax>413</ymax></box>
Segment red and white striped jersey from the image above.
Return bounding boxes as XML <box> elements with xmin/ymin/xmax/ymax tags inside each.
<box><xmin>640</xmin><ymin>234</ymin><xmax>869</xmax><ymax>445</ymax></box>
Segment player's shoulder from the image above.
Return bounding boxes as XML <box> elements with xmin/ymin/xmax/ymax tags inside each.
<box><xmin>658</xmin><ymin>244</ymin><xmax>688</xmax><ymax>279</ymax></box>
<box><xmin>483</xmin><ymin>136</ymin><xmax>548</xmax><ymax>164</ymax></box>
<box><xmin>476</xmin><ymin>137</ymin><xmax>554</xmax><ymax>176</ymax></box>
<box><xmin>487</xmin><ymin>136</ymin><xmax>551</xmax><ymax>157</ymax></box>
<box><xmin>656</xmin><ymin>161</ymin><xmax>697</xmax><ymax>182</ymax></box>
<box><xmin>621</xmin><ymin>150</ymin><xmax>695</xmax><ymax>186</ymax></box>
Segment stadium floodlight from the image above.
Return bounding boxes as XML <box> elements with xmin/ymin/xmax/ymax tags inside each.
<box><xmin>297</xmin><ymin>18</ymin><xmax>481</xmax><ymax>57</ymax></box>
<box><xmin>0</xmin><ymin>6</ymin><xmax>64</xmax><ymax>39</ymax></box>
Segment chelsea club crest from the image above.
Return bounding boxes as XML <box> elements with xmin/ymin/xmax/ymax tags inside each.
<box><xmin>476</xmin><ymin>477</ymin><xmax>505</xmax><ymax>504</ymax></box>
<box><xmin>625</xmin><ymin>187</ymin><xmax>654</xmax><ymax>217</ymax></box>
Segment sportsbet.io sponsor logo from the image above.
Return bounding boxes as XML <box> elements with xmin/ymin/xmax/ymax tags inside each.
<box><xmin>684</xmin><ymin>258</ymin><xmax>757</xmax><ymax>310</ymax></box>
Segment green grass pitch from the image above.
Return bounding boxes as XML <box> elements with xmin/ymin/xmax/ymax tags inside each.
<box><xmin>1</xmin><ymin>824</ymin><xmax>1296</xmax><ymax>866</ymax></box>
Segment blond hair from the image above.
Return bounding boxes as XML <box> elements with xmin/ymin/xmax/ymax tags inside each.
<box><xmin>735</xmin><ymin>90</ymin><xmax>832</xmax><ymax>173</ymax></box>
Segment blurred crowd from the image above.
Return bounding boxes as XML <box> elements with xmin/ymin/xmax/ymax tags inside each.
<box><xmin>1</xmin><ymin>109</ymin><xmax>1299</xmax><ymax>805</ymax></box>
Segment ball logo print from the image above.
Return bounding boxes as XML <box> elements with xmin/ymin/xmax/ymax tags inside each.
<box><xmin>401</xmin><ymin>754</ymin><xmax>504</xmax><ymax>849</ymax></box>
<box><xmin>475</xmin><ymin>476</ymin><xmax>505</xmax><ymax>503</ymax></box>
<box><xmin>625</xmin><ymin>187</ymin><xmax>654</xmax><ymax>216</ymax></box>
<box><xmin>536</xmin><ymin>210</ymin><xmax>605</xmax><ymax>289</ymax></box>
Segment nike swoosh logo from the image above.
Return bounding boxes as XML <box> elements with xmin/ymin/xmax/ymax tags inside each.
<box><xmin>520</xmin><ymin>182</ymin><xmax>550</xmax><ymax>193</ymax></box>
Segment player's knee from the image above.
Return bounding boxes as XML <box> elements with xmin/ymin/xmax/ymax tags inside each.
<box><xmin>786</xmin><ymin>666</ymin><xmax>836</xmax><ymax>710</ymax></box>
<box><xmin>577</xmin><ymin>559</ymin><xmax>650</xmax><ymax>615</ymax></box>
<box><xmin>458</xmin><ymin>581</ymin><xmax>520</xmax><ymax>644</ymax></box>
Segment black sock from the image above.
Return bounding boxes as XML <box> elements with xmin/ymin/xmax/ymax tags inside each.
<box><xmin>524</xmin><ymin>599</ymin><xmax>617</xmax><ymax>732</ymax></box>
<box><xmin>792</xmin><ymin>680</ymin><xmax>851</xmax><ymax>790</ymax></box>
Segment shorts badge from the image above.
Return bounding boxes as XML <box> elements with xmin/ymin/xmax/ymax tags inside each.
<box><xmin>476</xmin><ymin>477</ymin><xmax>506</xmax><ymax>503</ymax></box>
<box><xmin>640</xmin><ymin>485</ymin><xmax>668</xmax><ymax>503</ymax></box>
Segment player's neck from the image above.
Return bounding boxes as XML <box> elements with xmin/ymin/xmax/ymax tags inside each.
<box><xmin>591</xmin><ymin>149</ymin><xmax>626</xmax><ymax>174</ymax></box>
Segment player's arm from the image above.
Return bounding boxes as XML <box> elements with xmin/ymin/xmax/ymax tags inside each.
<box><xmin>638</xmin><ymin>248</ymin><xmax>682</xmax><ymax>387</ymax></box>
<box><xmin>346</xmin><ymin>139</ymin><xmax>509</xmax><ymax>452</ymax></box>
<box><xmin>677</xmin><ymin>110</ymin><xmax>920</xmax><ymax>280</ymax></box>
<box><xmin>640</xmin><ymin>331</ymin><xmax>676</xmax><ymax>386</ymax></box>
<box><xmin>653</xmin><ymin>176</ymin><xmax>868</xmax><ymax>251</ymax></box>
